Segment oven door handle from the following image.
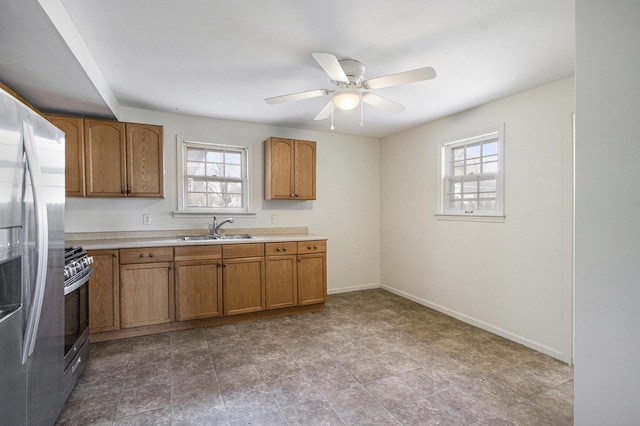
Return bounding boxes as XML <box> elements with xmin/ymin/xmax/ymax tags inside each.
<box><xmin>64</xmin><ymin>268</ymin><xmax>93</xmax><ymax>296</ymax></box>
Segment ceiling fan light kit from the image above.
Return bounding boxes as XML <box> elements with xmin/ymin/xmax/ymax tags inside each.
<box><xmin>265</xmin><ymin>53</ymin><xmax>436</xmax><ymax>129</ymax></box>
<box><xmin>332</xmin><ymin>87</ymin><xmax>361</xmax><ymax>110</ymax></box>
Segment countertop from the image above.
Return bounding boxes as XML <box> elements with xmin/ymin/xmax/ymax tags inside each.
<box><xmin>65</xmin><ymin>227</ymin><xmax>327</xmax><ymax>250</ymax></box>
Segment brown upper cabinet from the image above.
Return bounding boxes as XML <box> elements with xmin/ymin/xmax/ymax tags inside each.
<box><xmin>46</xmin><ymin>115</ymin><xmax>164</xmax><ymax>198</ymax></box>
<box><xmin>46</xmin><ymin>115</ymin><xmax>85</xmax><ymax>197</ymax></box>
<box><xmin>264</xmin><ymin>137</ymin><xmax>316</xmax><ymax>200</ymax></box>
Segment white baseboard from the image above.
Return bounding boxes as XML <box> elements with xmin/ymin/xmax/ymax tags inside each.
<box><xmin>328</xmin><ymin>283</ymin><xmax>381</xmax><ymax>295</ymax></box>
<box><xmin>379</xmin><ymin>284</ymin><xmax>568</xmax><ymax>363</ymax></box>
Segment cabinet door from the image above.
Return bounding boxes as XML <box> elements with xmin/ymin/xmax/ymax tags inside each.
<box><xmin>264</xmin><ymin>137</ymin><xmax>294</xmax><ymax>199</ymax></box>
<box><xmin>125</xmin><ymin>123</ymin><xmax>164</xmax><ymax>198</ymax></box>
<box><xmin>175</xmin><ymin>260</ymin><xmax>222</xmax><ymax>321</ymax></box>
<box><xmin>84</xmin><ymin>119</ymin><xmax>126</xmax><ymax>197</ymax></box>
<box><xmin>223</xmin><ymin>256</ymin><xmax>265</xmax><ymax>315</ymax></box>
<box><xmin>265</xmin><ymin>255</ymin><xmax>297</xmax><ymax>309</ymax></box>
<box><xmin>294</xmin><ymin>140</ymin><xmax>316</xmax><ymax>200</ymax></box>
<box><xmin>297</xmin><ymin>253</ymin><xmax>327</xmax><ymax>305</ymax></box>
<box><xmin>47</xmin><ymin>115</ymin><xmax>85</xmax><ymax>197</ymax></box>
<box><xmin>120</xmin><ymin>262</ymin><xmax>174</xmax><ymax>328</ymax></box>
<box><xmin>87</xmin><ymin>250</ymin><xmax>119</xmax><ymax>333</ymax></box>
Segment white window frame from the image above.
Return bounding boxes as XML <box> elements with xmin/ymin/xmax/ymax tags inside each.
<box><xmin>175</xmin><ymin>138</ymin><xmax>253</xmax><ymax>216</ymax></box>
<box><xmin>436</xmin><ymin>126</ymin><xmax>505</xmax><ymax>222</ymax></box>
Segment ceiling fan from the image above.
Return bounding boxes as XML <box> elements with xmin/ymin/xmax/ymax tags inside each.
<box><xmin>265</xmin><ymin>53</ymin><xmax>436</xmax><ymax>127</ymax></box>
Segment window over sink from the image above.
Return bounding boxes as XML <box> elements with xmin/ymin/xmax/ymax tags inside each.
<box><xmin>176</xmin><ymin>139</ymin><xmax>251</xmax><ymax>215</ymax></box>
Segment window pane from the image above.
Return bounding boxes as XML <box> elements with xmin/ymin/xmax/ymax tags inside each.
<box><xmin>208</xmin><ymin>193</ymin><xmax>224</xmax><ymax>208</ymax></box>
<box><xmin>462</xmin><ymin>200</ymin><xmax>477</xmax><ymax>211</ymax></box>
<box><xmin>226</xmin><ymin>165</ymin><xmax>241</xmax><ymax>178</ymax></box>
<box><xmin>226</xmin><ymin>152</ymin><xmax>241</xmax><ymax>165</ymax></box>
<box><xmin>206</xmin><ymin>150</ymin><xmax>224</xmax><ymax>163</ymax></box>
<box><xmin>453</xmin><ymin>166</ymin><xmax>465</xmax><ymax>176</ymax></box>
<box><xmin>187</xmin><ymin>193</ymin><xmax>207</xmax><ymax>207</ymax></box>
<box><xmin>466</xmin><ymin>143</ymin><xmax>481</xmax><ymax>159</ymax></box>
<box><xmin>227</xmin><ymin>194</ymin><xmax>242</xmax><ymax>207</ymax></box>
<box><xmin>207</xmin><ymin>181</ymin><xmax>224</xmax><ymax>193</ymax></box>
<box><xmin>453</xmin><ymin>147</ymin><xmax>465</xmax><ymax>161</ymax></box>
<box><xmin>483</xmin><ymin>141</ymin><xmax>498</xmax><ymax>156</ymax></box>
<box><xmin>187</xmin><ymin>161</ymin><xmax>206</xmax><ymax>176</ymax></box>
<box><xmin>205</xmin><ymin>163</ymin><xmax>223</xmax><ymax>177</ymax></box>
<box><xmin>227</xmin><ymin>182</ymin><xmax>242</xmax><ymax>194</ymax></box>
<box><xmin>463</xmin><ymin>180</ymin><xmax>478</xmax><ymax>194</ymax></box>
<box><xmin>188</xmin><ymin>179</ymin><xmax>207</xmax><ymax>192</ymax></box>
<box><xmin>466</xmin><ymin>158</ymin><xmax>481</xmax><ymax>175</ymax></box>
<box><xmin>187</xmin><ymin>148</ymin><xmax>205</xmax><ymax>162</ymax></box>
<box><xmin>483</xmin><ymin>160</ymin><xmax>498</xmax><ymax>173</ymax></box>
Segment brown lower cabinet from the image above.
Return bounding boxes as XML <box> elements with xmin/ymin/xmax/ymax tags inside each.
<box><xmin>174</xmin><ymin>245</ymin><xmax>223</xmax><ymax>321</ymax></box>
<box><xmin>87</xmin><ymin>250</ymin><xmax>120</xmax><ymax>333</ymax></box>
<box><xmin>119</xmin><ymin>247</ymin><xmax>174</xmax><ymax>329</ymax></box>
<box><xmin>87</xmin><ymin>240</ymin><xmax>326</xmax><ymax>341</ymax></box>
<box><xmin>222</xmin><ymin>243</ymin><xmax>266</xmax><ymax>316</ymax></box>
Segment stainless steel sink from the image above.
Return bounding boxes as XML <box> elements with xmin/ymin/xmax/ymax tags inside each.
<box><xmin>177</xmin><ymin>234</ymin><xmax>258</xmax><ymax>241</ymax></box>
<box><xmin>217</xmin><ymin>234</ymin><xmax>258</xmax><ymax>240</ymax></box>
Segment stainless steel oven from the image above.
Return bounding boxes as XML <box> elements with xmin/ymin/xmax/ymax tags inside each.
<box><xmin>63</xmin><ymin>247</ymin><xmax>93</xmax><ymax>400</ymax></box>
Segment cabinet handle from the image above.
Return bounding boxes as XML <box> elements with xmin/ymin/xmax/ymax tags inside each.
<box><xmin>314</xmin><ymin>245</ymin><xmax>318</xmax><ymax>249</ymax></box>
<box><xmin>307</xmin><ymin>246</ymin><xmax>312</xmax><ymax>250</ymax></box>
<box><xmin>149</xmin><ymin>253</ymin><xmax>154</xmax><ymax>257</ymax></box>
<box><xmin>276</xmin><ymin>247</ymin><xmax>281</xmax><ymax>252</ymax></box>
<box><xmin>223</xmin><ymin>262</ymin><xmax>228</xmax><ymax>267</ymax></box>
<box><xmin>283</xmin><ymin>247</ymin><xmax>288</xmax><ymax>252</ymax></box>
<box><xmin>139</xmin><ymin>253</ymin><xmax>144</xmax><ymax>258</ymax></box>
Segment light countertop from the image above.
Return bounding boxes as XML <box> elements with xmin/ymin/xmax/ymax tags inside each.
<box><xmin>65</xmin><ymin>227</ymin><xmax>327</xmax><ymax>250</ymax></box>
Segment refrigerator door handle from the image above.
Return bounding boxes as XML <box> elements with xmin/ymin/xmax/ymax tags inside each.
<box><xmin>21</xmin><ymin>122</ymin><xmax>49</xmax><ymax>365</ymax></box>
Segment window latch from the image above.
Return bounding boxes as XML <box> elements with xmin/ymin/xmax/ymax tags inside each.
<box><xmin>465</xmin><ymin>210</ymin><xmax>474</xmax><ymax>214</ymax></box>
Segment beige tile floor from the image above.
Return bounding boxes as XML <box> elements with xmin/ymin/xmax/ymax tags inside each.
<box><xmin>56</xmin><ymin>289</ymin><xmax>573</xmax><ymax>425</ymax></box>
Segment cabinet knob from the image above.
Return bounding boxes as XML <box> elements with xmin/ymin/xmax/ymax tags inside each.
<box><xmin>139</xmin><ymin>253</ymin><xmax>144</xmax><ymax>258</ymax></box>
<box><xmin>314</xmin><ymin>245</ymin><xmax>318</xmax><ymax>249</ymax></box>
<box><xmin>149</xmin><ymin>253</ymin><xmax>154</xmax><ymax>257</ymax></box>
<box><xmin>307</xmin><ymin>246</ymin><xmax>312</xmax><ymax>250</ymax></box>
<box><xmin>276</xmin><ymin>247</ymin><xmax>281</xmax><ymax>252</ymax></box>
<box><xmin>283</xmin><ymin>247</ymin><xmax>288</xmax><ymax>252</ymax></box>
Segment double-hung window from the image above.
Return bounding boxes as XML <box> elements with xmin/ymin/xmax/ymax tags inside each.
<box><xmin>178</xmin><ymin>140</ymin><xmax>250</xmax><ymax>214</ymax></box>
<box><xmin>439</xmin><ymin>128</ymin><xmax>504</xmax><ymax>220</ymax></box>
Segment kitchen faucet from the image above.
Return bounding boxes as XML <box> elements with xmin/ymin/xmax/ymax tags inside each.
<box><xmin>211</xmin><ymin>216</ymin><xmax>234</xmax><ymax>238</ymax></box>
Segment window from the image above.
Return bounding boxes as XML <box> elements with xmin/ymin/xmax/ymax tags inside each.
<box><xmin>177</xmin><ymin>140</ymin><xmax>250</xmax><ymax>214</ymax></box>
<box><xmin>438</xmin><ymin>128</ymin><xmax>504</xmax><ymax>220</ymax></box>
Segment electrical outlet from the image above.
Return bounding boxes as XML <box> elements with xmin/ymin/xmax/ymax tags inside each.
<box><xmin>143</xmin><ymin>214</ymin><xmax>151</xmax><ymax>225</ymax></box>
<box><xmin>271</xmin><ymin>214</ymin><xmax>278</xmax><ymax>224</ymax></box>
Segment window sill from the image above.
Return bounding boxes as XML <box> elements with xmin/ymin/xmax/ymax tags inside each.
<box><xmin>434</xmin><ymin>213</ymin><xmax>506</xmax><ymax>223</ymax></box>
<box><xmin>173</xmin><ymin>211</ymin><xmax>256</xmax><ymax>218</ymax></box>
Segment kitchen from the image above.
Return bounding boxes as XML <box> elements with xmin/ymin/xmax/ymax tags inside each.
<box><xmin>0</xmin><ymin>0</ymin><xmax>639</xmax><ymax>424</ymax></box>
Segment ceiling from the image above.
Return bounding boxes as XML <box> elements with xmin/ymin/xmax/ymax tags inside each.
<box><xmin>0</xmin><ymin>0</ymin><xmax>574</xmax><ymax>138</ymax></box>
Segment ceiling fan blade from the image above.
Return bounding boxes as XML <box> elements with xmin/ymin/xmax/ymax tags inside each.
<box><xmin>364</xmin><ymin>67</ymin><xmax>436</xmax><ymax>90</ymax></box>
<box><xmin>362</xmin><ymin>93</ymin><xmax>405</xmax><ymax>113</ymax></box>
<box><xmin>312</xmin><ymin>53</ymin><xmax>349</xmax><ymax>83</ymax></box>
<box><xmin>265</xmin><ymin>89</ymin><xmax>328</xmax><ymax>105</ymax></box>
<box><xmin>314</xmin><ymin>100</ymin><xmax>334</xmax><ymax>120</ymax></box>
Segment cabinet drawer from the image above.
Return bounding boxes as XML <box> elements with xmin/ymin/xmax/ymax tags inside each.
<box><xmin>120</xmin><ymin>247</ymin><xmax>173</xmax><ymax>264</ymax></box>
<box><xmin>174</xmin><ymin>245</ymin><xmax>222</xmax><ymax>261</ymax></box>
<box><xmin>265</xmin><ymin>242</ymin><xmax>298</xmax><ymax>256</ymax></box>
<box><xmin>297</xmin><ymin>240</ymin><xmax>326</xmax><ymax>254</ymax></box>
<box><xmin>222</xmin><ymin>243</ymin><xmax>264</xmax><ymax>259</ymax></box>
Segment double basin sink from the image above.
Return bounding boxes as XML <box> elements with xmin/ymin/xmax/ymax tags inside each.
<box><xmin>177</xmin><ymin>234</ymin><xmax>258</xmax><ymax>242</ymax></box>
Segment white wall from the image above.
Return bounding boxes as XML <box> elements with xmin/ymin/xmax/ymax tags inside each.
<box><xmin>575</xmin><ymin>1</ymin><xmax>640</xmax><ymax>423</ymax></box>
<box><xmin>380</xmin><ymin>77</ymin><xmax>575</xmax><ymax>362</ymax></box>
<box><xmin>64</xmin><ymin>109</ymin><xmax>381</xmax><ymax>293</ymax></box>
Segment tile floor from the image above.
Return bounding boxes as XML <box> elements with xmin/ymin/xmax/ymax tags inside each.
<box><xmin>56</xmin><ymin>289</ymin><xmax>573</xmax><ymax>425</ymax></box>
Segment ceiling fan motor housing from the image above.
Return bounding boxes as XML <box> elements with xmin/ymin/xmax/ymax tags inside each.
<box><xmin>337</xmin><ymin>59</ymin><xmax>366</xmax><ymax>86</ymax></box>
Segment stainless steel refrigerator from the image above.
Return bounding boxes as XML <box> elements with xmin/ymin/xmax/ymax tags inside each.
<box><xmin>0</xmin><ymin>87</ymin><xmax>66</xmax><ymax>425</ymax></box>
